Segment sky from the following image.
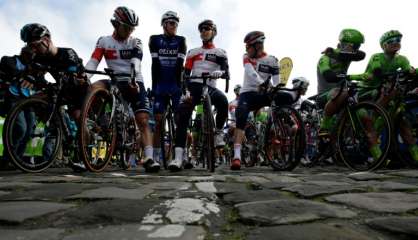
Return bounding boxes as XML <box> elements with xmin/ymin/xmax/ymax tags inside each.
<box><xmin>0</xmin><ymin>0</ymin><xmax>417</xmax><ymax>100</ymax></box>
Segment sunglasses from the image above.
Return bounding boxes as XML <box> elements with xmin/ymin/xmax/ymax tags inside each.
<box><xmin>340</xmin><ymin>42</ymin><xmax>360</xmax><ymax>51</ymax></box>
<box><xmin>199</xmin><ymin>26</ymin><xmax>212</xmax><ymax>32</ymax></box>
<box><xmin>119</xmin><ymin>22</ymin><xmax>135</xmax><ymax>31</ymax></box>
<box><xmin>386</xmin><ymin>37</ymin><xmax>401</xmax><ymax>45</ymax></box>
<box><xmin>165</xmin><ymin>21</ymin><xmax>178</xmax><ymax>27</ymax></box>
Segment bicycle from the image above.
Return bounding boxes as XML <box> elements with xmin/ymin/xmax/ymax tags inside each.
<box><xmin>79</xmin><ymin>67</ymin><xmax>139</xmax><ymax>172</ymax></box>
<box><xmin>320</xmin><ymin>77</ymin><xmax>392</xmax><ymax>171</ymax></box>
<box><xmin>260</xmin><ymin>84</ymin><xmax>306</xmax><ymax>171</ymax></box>
<box><xmin>159</xmin><ymin>94</ymin><xmax>176</xmax><ymax>170</ymax></box>
<box><xmin>185</xmin><ymin>72</ymin><xmax>228</xmax><ymax>172</ymax></box>
<box><xmin>2</xmin><ymin>64</ymin><xmax>87</xmax><ymax>172</ymax></box>
<box><xmin>375</xmin><ymin>69</ymin><xmax>418</xmax><ymax>168</ymax></box>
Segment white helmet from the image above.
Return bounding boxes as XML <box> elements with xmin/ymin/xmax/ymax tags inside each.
<box><xmin>161</xmin><ymin>11</ymin><xmax>179</xmax><ymax>25</ymax></box>
<box><xmin>233</xmin><ymin>84</ymin><xmax>242</xmax><ymax>94</ymax></box>
<box><xmin>292</xmin><ymin>77</ymin><xmax>309</xmax><ymax>89</ymax></box>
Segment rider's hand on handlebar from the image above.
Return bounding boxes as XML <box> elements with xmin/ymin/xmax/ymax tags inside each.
<box><xmin>20</xmin><ymin>79</ymin><xmax>34</xmax><ymax>89</ymax></box>
<box><xmin>181</xmin><ymin>90</ymin><xmax>192</xmax><ymax>103</ymax></box>
<box><xmin>211</xmin><ymin>70</ymin><xmax>224</xmax><ymax>79</ymax></box>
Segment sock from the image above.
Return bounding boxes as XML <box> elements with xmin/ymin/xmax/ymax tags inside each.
<box><xmin>153</xmin><ymin>148</ymin><xmax>161</xmax><ymax>161</ymax></box>
<box><xmin>144</xmin><ymin>145</ymin><xmax>153</xmax><ymax>160</ymax></box>
<box><xmin>175</xmin><ymin>147</ymin><xmax>184</xmax><ymax>161</ymax></box>
<box><xmin>234</xmin><ymin>144</ymin><xmax>241</xmax><ymax>160</ymax></box>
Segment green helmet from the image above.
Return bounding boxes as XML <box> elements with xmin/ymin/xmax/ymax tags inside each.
<box><xmin>380</xmin><ymin>30</ymin><xmax>403</xmax><ymax>48</ymax></box>
<box><xmin>338</xmin><ymin>29</ymin><xmax>364</xmax><ymax>45</ymax></box>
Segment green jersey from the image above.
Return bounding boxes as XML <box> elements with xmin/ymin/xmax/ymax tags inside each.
<box><xmin>360</xmin><ymin>53</ymin><xmax>412</xmax><ymax>89</ymax></box>
<box><xmin>317</xmin><ymin>48</ymin><xmax>365</xmax><ymax>94</ymax></box>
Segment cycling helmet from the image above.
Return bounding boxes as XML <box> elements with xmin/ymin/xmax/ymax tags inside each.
<box><xmin>20</xmin><ymin>23</ymin><xmax>50</xmax><ymax>43</ymax></box>
<box><xmin>111</xmin><ymin>6</ymin><xmax>139</xmax><ymax>27</ymax></box>
<box><xmin>292</xmin><ymin>77</ymin><xmax>310</xmax><ymax>89</ymax></box>
<box><xmin>161</xmin><ymin>11</ymin><xmax>179</xmax><ymax>25</ymax></box>
<box><xmin>380</xmin><ymin>30</ymin><xmax>402</xmax><ymax>48</ymax></box>
<box><xmin>198</xmin><ymin>19</ymin><xmax>217</xmax><ymax>34</ymax></box>
<box><xmin>339</xmin><ymin>29</ymin><xmax>364</xmax><ymax>45</ymax></box>
<box><xmin>244</xmin><ymin>31</ymin><xmax>265</xmax><ymax>45</ymax></box>
<box><xmin>233</xmin><ymin>84</ymin><xmax>242</xmax><ymax>94</ymax></box>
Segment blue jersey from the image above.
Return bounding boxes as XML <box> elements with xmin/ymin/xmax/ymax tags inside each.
<box><xmin>149</xmin><ymin>34</ymin><xmax>186</xmax><ymax>94</ymax></box>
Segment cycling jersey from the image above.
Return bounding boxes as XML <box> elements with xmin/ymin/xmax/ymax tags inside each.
<box><xmin>34</xmin><ymin>47</ymin><xmax>87</xmax><ymax>111</ymax></box>
<box><xmin>317</xmin><ymin>48</ymin><xmax>365</xmax><ymax>94</ymax></box>
<box><xmin>184</xmin><ymin>43</ymin><xmax>229</xmax><ymax>88</ymax></box>
<box><xmin>149</xmin><ymin>34</ymin><xmax>186</xmax><ymax>94</ymax></box>
<box><xmin>85</xmin><ymin>34</ymin><xmax>144</xmax><ymax>82</ymax></box>
<box><xmin>241</xmin><ymin>53</ymin><xmax>279</xmax><ymax>94</ymax></box>
<box><xmin>35</xmin><ymin>48</ymin><xmax>84</xmax><ymax>78</ymax></box>
<box><xmin>361</xmin><ymin>53</ymin><xmax>412</xmax><ymax>89</ymax></box>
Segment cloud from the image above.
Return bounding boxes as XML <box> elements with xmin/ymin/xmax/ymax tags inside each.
<box><xmin>1</xmin><ymin>0</ymin><xmax>418</xmax><ymax>99</ymax></box>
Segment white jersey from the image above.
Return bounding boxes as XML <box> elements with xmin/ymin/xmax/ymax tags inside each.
<box><xmin>184</xmin><ymin>43</ymin><xmax>229</xmax><ymax>88</ymax></box>
<box><xmin>85</xmin><ymin>35</ymin><xmax>144</xmax><ymax>82</ymax></box>
<box><xmin>241</xmin><ymin>53</ymin><xmax>279</xmax><ymax>94</ymax></box>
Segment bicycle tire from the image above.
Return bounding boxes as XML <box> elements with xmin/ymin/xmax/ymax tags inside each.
<box><xmin>202</xmin><ymin>97</ymin><xmax>216</xmax><ymax>172</ymax></box>
<box><xmin>337</xmin><ymin>101</ymin><xmax>392</xmax><ymax>171</ymax></box>
<box><xmin>3</xmin><ymin>97</ymin><xmax>62</xmax><ymax>173</ymax></box>
<box><xmin>79</xmin><ymin>87</ymin><xmax>117</xmax><ymax>172</ymax></box>
<box><xmin>160</xmin><ymin>107</ymin><xmax>175</xmax><ymax>170</ymax></box>
<box><xmin>265</xmin><ymin>106</ymin><xmax>305</xmax><ymax>171</ymax></box>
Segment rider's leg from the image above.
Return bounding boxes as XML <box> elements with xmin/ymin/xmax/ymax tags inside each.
<box><xmin>320</xmin><ymin>89</ymin><xmax>348</xmax><ymax>135</ymax></box>
<box><xmin>399</xmin><ymin>118</ymin><xmax>418</xmax><ymax>161</ymax></box>
<box><xmin>209</xmin><ymin>87</ymin><xmax>228</xmax><ymax>147</ymax></box>
<box><xmin>170</xmin><ymin>99</ymin><xmax>194</xmax><ymax>171</ymax></box>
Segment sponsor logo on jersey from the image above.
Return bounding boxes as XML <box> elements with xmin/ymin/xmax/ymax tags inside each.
<box><xmin>205</xmin><ymin>53</ymin><xmax>217</xmax><ymax>63</ymax></box>
<box><xmin>258</xmin><ymin>64</ymin><xmax>271</xmax><ymax>74</ymax></box>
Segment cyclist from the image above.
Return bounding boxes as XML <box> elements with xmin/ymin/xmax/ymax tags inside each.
<box><xmin>168</xmin><ymin>19</ymin><xmax>230</xmax><ymax>171</ymax></box>
<box><xmin>359</xmin><ymin>30</ymin><xmax>418</xmax><ymax>161</ymax></box>
<box><xmin>149</xmin><ymin>11</ymin><xmax>187</xmax><ymax>167</ymax></box>
<box><xmin>291</xmin><ymin>77</ymin><xmax>310</xmax><ymax>110</ymax></box>
<box><xmin>228</xmin><ymin>84</ymin><xmax>241</xmax><ymax>129</ymax></box>
<box><xmin>0</xmin><ymin>46</ymin><xmax>43</xmax><ymax>169</ymax></box>
<box><xmin>18</xmin><ymin>23</ymin><xmax>89</xmax><ymax>171</ymax></box>
<box><xmin>231</xmin><ymin>31</ymin><xmax>280</xmax><ymax>170</ymax></box>
<box><xmin>85</xmin><ymin>6</ymin><xmax>159</xmax><ymax>172</ymax></box>
<box><xmin>315</xmin><ymin>29</ymin><xmax>380</xmax><ymax>156</ymax></box>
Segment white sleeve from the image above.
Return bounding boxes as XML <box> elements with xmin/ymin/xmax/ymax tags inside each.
<box><xmin>244</xmin><ymin>63</ymin><xmax>264</xmax><ymax>85</ymax></box>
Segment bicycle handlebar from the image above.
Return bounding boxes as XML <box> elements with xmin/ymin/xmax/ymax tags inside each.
<box><xmin>185</xmin><ymin>72</ymin><xmax>229</xmax><ymax>93</ymax></box>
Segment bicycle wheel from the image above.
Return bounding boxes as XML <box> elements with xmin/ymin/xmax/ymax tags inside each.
<box><xmin>160</xmin><ymin>107</ymin><xmax>175</xmax><ymax>170</ymax></box>
<box><xmin>202</xmin><ymin>97</ymin><xmax>216</xmax><ymax>172</ymax></box>
<box><xmin>79</xmin><ymin>87</ymin><xmax>117</xmax><ymax>172</ymax></box>
<box><xmin>394</xmin><ymin>98</ymin><xmax>418</xmax><ymax>168</ymax></box>
<box><xmin>337</xmin><ymin>101</ymin><xmax>391</xmax><ymax>171</ymax></box>
<box><xmin>117</xmin><ymin>114</ymin><xmax>137</xmax><ymax>170</ymax></box>
<box><xmin>3</xmin><ymin>98</ymin><xmax>62</xmax><ymax>172</ymax></box>
<box><xmin>265</xmin><ymin>106</ymin><xmax>305</xmax><ymax>171</ymax></box>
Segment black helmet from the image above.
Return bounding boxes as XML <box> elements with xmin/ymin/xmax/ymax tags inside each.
<box><xmin>198</xmin><ymin>19</ymin><xmax>217</xmax><ymax>34</ymax></box>
<box><xmin>244</xmin><ymin>31</ymin><xmax>265</xmax><ymax>45</ymax></box>
<box><xmin>111</xmin><ymin>6</ymin><xmax>139</xmax><ymax>27</ymax></box>
<box><xmin>20</xmin><ymin>23</ymin><xmax>50</xmax><ymax>43</ymax></box>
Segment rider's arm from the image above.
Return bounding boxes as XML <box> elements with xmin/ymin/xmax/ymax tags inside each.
<box><xmin>318</xmin><ymin>55</ymin><xmax>345</xmax><ymax>83</ymax></box>
<box><xmin>217</xmin><ymin>49</ymin><xmax>230</xmax><ymax>80</ymax></box>
<box><xmin>270</xmin><ymin>56</ymin><xmax>280</xmax><ymax>87</ymax></box>
<box><xmin>85</xmin><ymin>37</ymin><xmax>105</xmax><ymax>79</ymax></box>
<box><xmin>243</xmin><ymin>54</ymin><xmax>264</xmax><ymax>86</ymax></box>
<box><xmin>131</xmin><ymin>38</ymin><xmax>144</xmax><ymax>81</ymax></box>
<box><xmin>175</xmin><ymin>36</ymin><xmax>187</xmax><ymax>87</ymax></box>
<box><xmin>183</xmin><ymin>49</ymin><xmax>195</xmax><ymax>91</ymax></box>
<box><xmin>149</xmin><ymin>35</ymin><xmax>160</xmax><ymax>91</ymax></box>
